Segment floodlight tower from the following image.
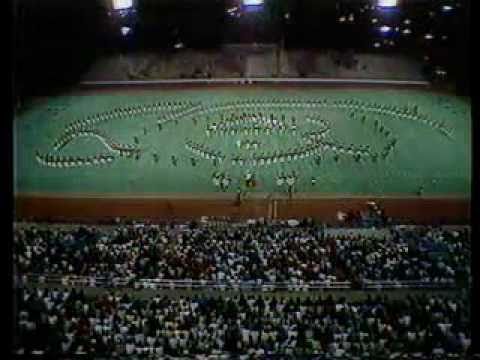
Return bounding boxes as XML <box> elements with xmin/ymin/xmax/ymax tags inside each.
<box><xmin>112</xmin><ymin>0</ymin><xmax>134</xmax><ymax>10</ymax></box>
<box><xmin>242</xmin><ymin>0</ymin><xmax>264</xmax><ymax>7</ymax></box>
<box><xmin>370</xmin><ymin>0</ymin><xmax>402</xmax><ymax>50</ymax></box>
<box><xmin>109</xmin><ymin>0</ymin><xmax>137</xmax><ymax>40</ymax></box>
<box><xmin>377</xmin><ymin>0</ymin><xmax>398</xmax><ymax>7</ymax></box>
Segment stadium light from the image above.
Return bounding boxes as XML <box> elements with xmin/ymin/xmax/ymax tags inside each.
<box><xmin>120</xmin><ymin>26</ymin><xmax>131</xmax><ymax>36</ymax></box>
<box><xmin>243</xmin><ymin>0</ymin><xmax>264</xmax><ymax>5</ymax></box>
<box><xmin>378</xmin><ymin>0</ymin><xmax>398</xmax><ymax>7</ymax></box>
<box><xmin>113</xmin><ymin>0</ymin><xmax>132</xmax><ymax>10</ymax></box>
<box><xmin>379</xmin><ymin>25</ymin><xmax>392</xmax><ymax>33</ymax></box>
<box><xmin>227</xmin><ymin>6</ymin><xmax>239</xmax><ymax>16</ymax></box>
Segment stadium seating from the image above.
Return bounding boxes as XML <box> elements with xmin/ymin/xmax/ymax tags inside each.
<box><xmin>14</xmin><ymin>222</ymin><xmax>470</xmax><ymax>290</ymax></box>
<box><xmin>14</xmin><ymin>287</ymin><xmax>471</xmax><ymax>358</ymax></box>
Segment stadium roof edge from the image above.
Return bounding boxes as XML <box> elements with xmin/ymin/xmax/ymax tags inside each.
<box><xmin>80</xmin><ymin>78</ymin><xmax>430</xmax><ymax>87</ymax></box>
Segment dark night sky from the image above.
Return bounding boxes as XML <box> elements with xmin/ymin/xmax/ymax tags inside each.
<box><xmin>14</xmin><ymin>0</ymin><xmax>469</xmax><ymax>96</ymax></box>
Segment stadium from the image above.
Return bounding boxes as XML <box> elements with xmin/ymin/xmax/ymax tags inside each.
<box><xmin>12</xmin><ymin>0</ymin><xmax>473</xmax><ymax>358</ymax></box>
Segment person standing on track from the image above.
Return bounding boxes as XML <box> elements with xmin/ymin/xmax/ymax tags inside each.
<box><xmin>417</xmin><ymin>185</ymin><xmax>425</xmax><ymax>197</ymax></box>
<box><xmin>287</xmin><ymin>175</ymin><xmax>295</xmax><ymax>199</ymax></box>
<box><xmin>236</xmin><ymin>186</ymin><xmax>242</xmax><ymax>205</ymax></box>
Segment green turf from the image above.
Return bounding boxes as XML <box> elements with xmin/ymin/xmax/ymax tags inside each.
<box><xmin>14</xmin><ymin>88</ymin><xmax>471</xmax><ymax>196</ymax></box>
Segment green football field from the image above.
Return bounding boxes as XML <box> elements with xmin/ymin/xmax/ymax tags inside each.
<box><xmin>14</xmin><ymin>87</ymin><xmax>471</xmax><ymax>197</ymax></box>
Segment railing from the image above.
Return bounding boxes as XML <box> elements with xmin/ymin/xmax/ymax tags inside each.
<box><xmin>11</xmin><ymin>351</ymin><xmax>466</xmax><ymax>360</ymax></box>
<box><xmin>80</xmin><ymin>78</ymin><xmax>430</xmax><ymax>86</ymax></box>
<box><xmin>362</xmin><ymin>279</ymin><xmax>456</xmax><ymax>289</ymax></box>
<box><xmin>22</xmin><ymin>273</ymin><xmax>457</xmax><ymax>291</ymax></box>
<box><xmin>23</xmin><ymin>274</ymin><xmax>351</xmax><ymax>290</ymax></box>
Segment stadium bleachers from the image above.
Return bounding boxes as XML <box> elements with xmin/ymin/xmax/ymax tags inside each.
<box><xmin>14</xmin><ymin>286</ymin><xmax>470</xmax><ymax>358</ymax></box>
<box><xmin>15</xmin><ymin>221</ymin><xmax>470</xmax><ymax>291</ymax></box>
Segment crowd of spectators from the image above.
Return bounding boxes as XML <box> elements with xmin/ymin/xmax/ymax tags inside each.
<box><xmin>14</xmin><ymin>287</ymin><xmax>471</xmax><ymax>358</ymax></box>
<box><xmin>14</xmin><ymin>222</ymin><xmax>470</xmax><ymax>287</ymax></box>
<box><xmin>336</xmin><ymin>226</ymin><xmax>470</xmax><ymax>285</ymax></box>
